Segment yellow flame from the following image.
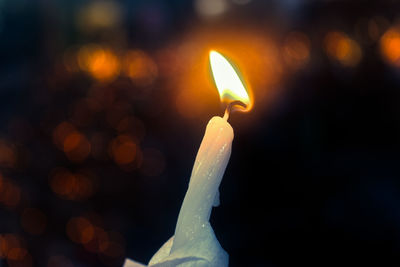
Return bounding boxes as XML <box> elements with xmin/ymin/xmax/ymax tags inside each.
<box><xmin>209</xmin><ymin>50</ymin><xmax>251</xmax><ymax>111</ymax></box>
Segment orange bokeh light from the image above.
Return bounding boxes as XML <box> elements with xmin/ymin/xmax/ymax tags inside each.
<box><xmin>109</xmin><ymin>135</ymin><xmax>137</xmax><ymax>167</ymax></box>
<box><xmin>66</xmin><ymin>217</ymin><xmax>95</xmax><ymax>244</ymax></box>
<box><xmin>78</xmin><ymin>45</ymin><xmax>120</xmax><ymax>81</ymax></box>
<box><xmin>53</xmin><ymin>122</ymin><xmax>76</xmax><ymax>149</ymax></box>
<box><xmin>282</xmin><ymin>31</ymin><xmax>311</xmax><ymax>69</ymax></box>
<box><xmin>123</xmin><ymin>50</ymin><xmax>158</xmax><ymax>86</ymax></box>
<box><xmin>0</xmin><ymin>234</ymin><xmax>29</xmax><ymax>262</ymax></box>
<box><xmin>116</xmin><ymin>116</ymin><xmax>146</xmax><ymax>142</ymax></box>
<box><xmin>50</xmin><ymin>168</ymin><xmax>94</xmax><ymax>200</ymax></box>
<box><xmin>84</xmin><ymin>226</ymin><xmax>109</xmax><ymax>253</ymax></box>
<box><xmin>324</xmin><ymin>31</ymin><xmax>362</xmax><ymax>67</ymax></box>
<box><xmin>380</xmin><ymin>25</ymin><xmax>400</xmax><ymax>67</ymax></box>
<box><xmin>63</xmin><ymin>131</ymin><xmax>91</xmax><ymax>162</ymax></box>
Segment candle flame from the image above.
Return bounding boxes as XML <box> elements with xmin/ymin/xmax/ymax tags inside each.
<box><xmin>209</xmin><ymin>50</ymin><xmax>252</xmax><ymax>111</ymax></box>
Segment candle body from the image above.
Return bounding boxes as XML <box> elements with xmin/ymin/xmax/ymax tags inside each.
<box><xmin>124</xmin><ymin>116</ymin><xmax>233</xmax><ymax>267</ymax></box>
<box><xmin>172</xmin><ymin>116</ymin><xmax>233</xmax><ymax>252</ymax></box>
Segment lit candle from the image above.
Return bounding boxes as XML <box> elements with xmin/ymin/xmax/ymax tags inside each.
<box><xmin>124</xmin><ymin>50</ymin><xmax>251</xmax><ymax>267</ymax></box>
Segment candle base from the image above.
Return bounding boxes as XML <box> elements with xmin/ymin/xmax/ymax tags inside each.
<box><xmin>124</xmin><ymin>223</ymin><xmax>228</xmax><ymax>267</ymax></box>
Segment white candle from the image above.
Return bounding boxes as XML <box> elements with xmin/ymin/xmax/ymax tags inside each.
<box><xmin>171</xmin><ymin>115</ymin><xmax>233</xmax><ymax>251</ymax></box>
<box><xmin>124</xmin><ymin>50</ymin><xmax>251</xmax><ymax>267</ymax></box>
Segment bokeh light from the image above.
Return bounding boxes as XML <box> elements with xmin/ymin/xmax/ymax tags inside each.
<box><xmin>282</xmin><ymin>31</ymin><xmax>311</xmax><ymax>69</ymax></box>
<box><xmin>66</xmin><ymin>217</ymin><xmax>95</xmax><ymax>244</ymax></box>
<box><xmin>0</xmin><ymin>234</ymin><xmax>32</xmax><ymax>267</ymax></box>
<box><xmin>116</xmin><ymin>116</ymin><xmax>146</xmax><ymax>142</ymax></box>
<box><xmin>380</xmin><ymin>25</ymin><xmax>400</xmax><ymax>67</ymax></box>
<box><xmin>195</xmin><ymin>0</ymin><xmax>228</xmax><ymax>18</ymax></box>
<box><xmin>76</xmin><ymin>0</ymin><xmax>122</xmax><ymax>33</ymax></box>
<box><xmin>109</xmin><ymin>135</ymin><xmax>142</xmax><ymax>171</ymax></box>
<box><xmin>50</xmin><ymin>169</ymin><xmax>95</xmax><ymax>201</ymax></box>
<box><xmin>123</xmin><ymin>50</ymin><xmax>158</xmax><ymax>87</ymax></box>
<box><xmin>63</xmin><ymin>131</ymin><xmax>91</xmax><ymax>162</ymax></box>
<box><xmin>324</xmin><ymin>31</ymin><xmax>362</xmax><ymax>67</ymax></box>
<box><xmin>78</xmin><ymin>45</ymin><xmax>120</xmax><ymax>81</ymax></box>
<box><xmin>53</xmin><ymin>122</ymin><xmax>91</xmax><ymax>162</ymax></box>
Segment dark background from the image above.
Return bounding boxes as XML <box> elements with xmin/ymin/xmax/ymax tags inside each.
<box><xmin>1</xmin><ymin>0</ymin><xmax>400</xmax><ymax>266</ymax></box>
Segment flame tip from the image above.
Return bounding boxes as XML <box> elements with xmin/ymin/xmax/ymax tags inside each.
<box><xmin>209</xmin><ymin>50</ymin><xmax>251</xmax><ymax>111</ymax></box>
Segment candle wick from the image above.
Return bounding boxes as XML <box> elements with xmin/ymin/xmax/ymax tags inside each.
<box><xmin>223</xmin><ymin>108</ymin><xmax>230</xmax><ymax>121</ymax></box>
<box><xmin>223</xmin><ymin>101</ymin><xmax>247</xmax><ymax>121</ymax></box>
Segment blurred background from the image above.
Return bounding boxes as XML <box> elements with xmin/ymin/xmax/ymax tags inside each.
<box><xmin>1</xmin><ymin>0</ymin><xmax>400</xmax><ymax>266</ymax></box>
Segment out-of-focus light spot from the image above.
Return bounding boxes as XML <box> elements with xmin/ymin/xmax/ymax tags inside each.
<box><xmin>116</xmin><ymin>116</ymin><xmax>146</xmax><ymax>142</ymax></box>
<box><xmin>380</xmin><ymin>26</ymin><xmax>400</xmax><ymax>67</ymax></box>
<box><xmin>78</xmin><ymin>45</ymin><xmax>120</xmax><ymax>81</ymax></box>
<box><xmin>21</xmin><ymin>208</ymin><xmax>47</xmax><ymax>235</ymax></box>
<box><xmin>50</xmin><ymin>169</ymin><xmax>95</xmax><ymax>201</ymax></box>
<box><xmin>84</xmin><ymin>227</ymin><xmax>109</xmax><ymax>253</ymax></box>
<box><xmin>324</xmin><ymin>31</ymin><xmax>362</xmax><ymax>67</ymax></box>
<box><xmin>53</xmin><ymin>122</ymin><xmax>76</xmax><ymax>150</ymax></box>
<box><xmin>66</xmin><ymin>217</ymin><xmax>95</xmax><ymax>244</ymax></box>
<box><xmin>0</xmin><ymin>180</ymin><xmax>20</xmax><ymax>208</ymax></box>
<box><xmin>123</xmin><ymin>50</ymin><xmax>158</xmax><ymax>87</ymax></box>
<box><xmin>232</xmin><ymin>0</ymin><xmax>252</xmax><ymax>5</ymax></box>
<box><xmin>195</xmin><ymin>0</ymin><xmax>228</xmax><ymax>18</ymax></box>
<box><xmin>282</xmin><ymin>31</ymin><xmax>310</xmax><ymax>69</ymax></box>
<box><xmin>76</xmin><ymin>1</ymin><xmax>122</xmax><ymax>33</ymax></box>
<box><xmin>110</xmin><ymin>135</ymin><xmax>137</xmax><ymax>166</ymax></box>
<box><xmin>140</xmin><ymin>148</ymin><xmax>166</xmax><ymax>177</ymax></box>
<box><xmin>369</xmin><ymin>16</ymin><xmax>390</xmax><ymax>42</ymax></box>
<box><xmin>63</xmin><ymin>131</ymin><xmax>91</xmax><ymax>162</ymax></box>
<box><xmin>0</xmin><ymin>234</ymin><xmax>31</xmax><ymax>266</ymax></box>
<box><xmin>47</xmin><ymin>255</ymin><xmax>74</xmax><ymax>267</ymax></box>
<box><xmin>99</xmin><ymin>231</ymin><xmax>125</xmax><ymax>261</ymax></box>
<box><xmin>0</xmin><ymin>235</ymin><xmax>8</xmax><ymax>258</ymax></box>
<box><xmin>0</xmin><ymin>139</ymin><xmax>16</xmax><ymax>168</ymax></box>
<box><xmin>8</xmin><ymin>253</ymin><xmax>33</xmax><ymax>267</ymax></box>
<box><xmin>7</xmin><ymin>247</ymin><xmax>27</xmax><ymax>261</ymax></box>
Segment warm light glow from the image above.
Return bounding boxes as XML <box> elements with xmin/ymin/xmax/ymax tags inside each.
<box><xmin>209</xmin><ymin>50</ymin><xmax>251</xmax><ymax>110</ymax></box>
<box><xmin>282</xmin><ymin>31</ymin><xmax>310</xmax><ymax>69</ymax></box>
<box><xmin>324</xmin><ymin>31</ymin><xmax>362</xmax><ymax>67</ymax></box>
<box><xmin>380</xmin><ymin>26</ymin><xmax>400</xmax><ymax>67</ymax></box>
<box><xmin>77</xmin><ymin>45</ymin><xmax>120</xmax><ymax>81</ymax></box>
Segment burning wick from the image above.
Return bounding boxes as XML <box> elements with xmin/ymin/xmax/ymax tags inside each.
<box><xmin>222</xmin><ymin>100</ymin><xmax>247</xmax><ymax>120</ymax></box>
<box><xmin>124</xmin><ymin>50</ymin><xmax>251</xmax><ymax>267</ymax></box>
